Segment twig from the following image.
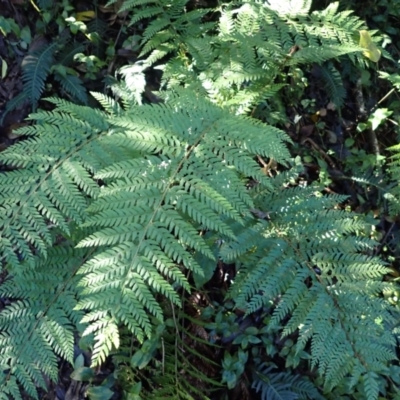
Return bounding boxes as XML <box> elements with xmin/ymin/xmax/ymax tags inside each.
<box><xmin>373</xmin><ymin>88</ymin><xmax>396</xmax><ymax>111</ymax></box>
<box><xmin>373</xmin><ymin>221</ymin><xmax>396</xmax><ymax>257</ymax></box>
<box><xmin>355</xmin><ymin>77</ymin><xmax>381</xmax><ymax>157</ymax></box>
<box><xmin>301</xmin><ymin>137</ymin><xmax>337</xmax><ymax>169</ymax></box>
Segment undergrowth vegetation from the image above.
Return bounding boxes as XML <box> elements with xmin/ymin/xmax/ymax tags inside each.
<box><xmin>2</xmin><ymin>0</ymin><xmax>400</xmax><ymax>399</ymax></box>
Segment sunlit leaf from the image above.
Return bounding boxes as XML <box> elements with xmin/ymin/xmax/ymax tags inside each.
<box><xmin>359</xmin><ymin>30</ymin><xmax>381</xmax><ymax>62</ymax></box>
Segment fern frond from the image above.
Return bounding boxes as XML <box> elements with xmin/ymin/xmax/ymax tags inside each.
<box><xmin>0</xmin><ymin>102</ymin><xmax>110</xmax><ymax>269</ymax></box>
<box><xmin>72</xmin><ymin>90</ymin><xmax>290</xmax><ymax>365</ymax></box>
<box><xmin>0</xmin><ymin>243</ymin><xmax>86</xmax><ymax>399</ymax></box>
<box><xmin>252</xmin><ymin>363</ymin><xmax>323</xmax><ymax>400</ymax></box>
<box><xmin>0</xmin><ymin>88</ymin><xmax>290</xmax><ymax>372</ymax></box>
<box><xmin>54</xmin><ymin>69</ymin><xmax>88</xmax><ymax>104</ymax></box>
<box><xmin>22</xmin><ymin>42</ymin><xmax>58</xmax><ymax>110</ymax></box>
<box><xmin>155</xmin><ymin>1</ymin><xmax>366</xmax><ymax>114</ymax></box>
<box><xmin>222</xmin><ymin>180</ymin><xmax>397</xmax><ymax>394</ymax></box>
<box><xmin>317</xmin><ymin>62</ymin><xmax>347</xmax><ymax>108</ymax></box>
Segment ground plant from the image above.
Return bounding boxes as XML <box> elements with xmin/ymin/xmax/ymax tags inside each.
<box><xmin>1</xmin><ymin>0</ymin><xmax>400</xmax><ymax>399</ymax></box>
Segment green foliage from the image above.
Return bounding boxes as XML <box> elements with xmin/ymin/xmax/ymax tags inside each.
<box><xmin>22</xmin><ymin>43</ymin><xmax>56</xmax><ymax>109</ymax></box>
<box><xmin>1</xmin><ymin>39</ymin><xmax>89</xmax><ymax>124</ymax></box>
<box><xmin>0</xmin><ymin>87</ymin><xmax>398</xmax><ymax>399</ymax></box>
<box><xmin>0</xmin><ymin>89</ymin><xmax>290</xmax><ymax>397</ymax></box>
<box><xmin>385</xmin><ymin>144</ymin><xmax>400</xmax><ymax>216</ymax></box>
<box><xmin>107</xmin><ymin>0</ymin><xmax>215</xmax><ymax>64</ymax></box>
<box><xmin>0</xmin><ymin>241</ymin><xmax>84</xmax><ymax>399</ymax></box>
<box><xmin>157</xmin><ymin>1</ymin><xmax>366</xmax><ymax>113</ymax></box>
<box><xmin>318</xmin><ymin>62</ymin><xmax>346</xmax><ymax>109</ymax></box>
<box><xmin>252</xmin><ymin>364</ymin><xmax>323</xmax><ymax>400</ymax></box>
<box><xmin>111</xmin><ymin>0</ymin><xmax>368</xmax><ymax>114</ymax></box>
<box><xmin>219</xmin><ymin>181</ymin><xmax>397</xmax><ymax>393</ymax></box>
<box><xmin>2</xmin><ymin>1</ymin><xmax>400</xmax><ymax>399</ymax></box>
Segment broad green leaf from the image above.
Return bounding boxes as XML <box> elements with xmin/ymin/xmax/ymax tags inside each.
<box><xmin>368</xmin><ymin>108</ymin><xmax>392</xmax><ymax>130</ymax></box>
<box><xmin>359</xmin><ymin>30</ymin><xmax>381</xmax><ymax>62</ymax></box>
<box><xmin>71</xmin><ymin>366</ymin><xmax>95</xmax><ymax>382</ymax></box>
<box><xmin>86</xmin><ymin>386</ymin><xmax>114</xmax><ymax>400</ymax></box>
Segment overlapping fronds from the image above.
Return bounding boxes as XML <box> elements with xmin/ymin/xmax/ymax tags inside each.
<box><xmin>155</xmin><ymin>1</ymin><xmax>365</xmax><ymax>114</ymax></box>
<box><xmin>75</xmin><ymin>90</ymin><xmax>290</xmax><ymax>365</ymax></box>
<box><xmin>219</xmin><ymin>179</ymin><xmax>398</xmax><ymax>394</ymax></box>
<box><xmin>0</xmin><ymin>1</ymin><xmax>397</xmax><ymax>399</ymax></box>
<box><xmin>0</xmin><ymin>243</ymin><xmax>86</xmax><ymax>399</ymax></box>
<box><xmin>0</xmin><ymin>90</ymin><xmax>290</xmax><ymax>396</ymax></box>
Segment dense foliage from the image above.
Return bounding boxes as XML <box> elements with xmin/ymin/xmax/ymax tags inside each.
<box><xmin>1</xmin><ymin>0</ymin><xmax>400</xmax><ymax>399</ymax></box>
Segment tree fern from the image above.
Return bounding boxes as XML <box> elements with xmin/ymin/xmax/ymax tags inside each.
<box><xmin>0</xmin><ymin>1</ymin><xmax>398</xmax><ymax>398</ymax></box>
<box><xmin>0</xmin><ymin>89</ymin><xmax>290</xmax><ymax>397</ymax></box>
<box><xmin>75</xmin><ymin>90</ymin><xmax>290</xmax><ymax>366</ymax></box>
<box><xmin>0</xmin><ymin>87</ymin><xmax>397</xmax><ymax>398</ymax></box>
<box><xmin>158</xmin><ymin>1</ymin><xmax>366</xmax><ymax>115</ymax></box>
<box><xmin>217</xmin><ymin>178</ymin><xmax>399</xmax><ymax>395</ymax></box>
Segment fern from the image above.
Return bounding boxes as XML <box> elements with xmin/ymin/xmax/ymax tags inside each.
<box><xmin>0</xmin><ymin>1</ymin><xmax>398</xmax><ymax>399</ymax></box>
<box><xmin>0</xmin><ymin>87</ymin><xmax>398</xmax><ymax>399</ymax></box>
<box><xmin>108</xmin><ymin>0</ymin><xmax>367</xmax><ymax>115</ymax></box>
<box><xmin>252</xmin><ymin>364</ymin><xmax>323</xmax><ymax>400</ymax></box>
<box><xmin>5</xmin><ymin>39</ymin><xmax>89</xmax><ymax>117</ymax></box>
<box><xmin>0</xmin><ymin>89</ymin><xmax>290</xmax><ymax>397</ymax></box>
<box><xmin>0</xmin><ymin>99</ymin><xmax>107</xmax><ymax>271</ymax></box>
<box><xmin>1</xmin><ymin>42</ymin><xmax>57</xmax><ymax>123</ymax></box>
<box><xmin>53</xmin><ymin>66</ymin><xmax>88</xmax><ymax>104</ymax></box>
<box><xmin>160</xmin><ymin>1</ymin><xmax>366</xmax><ymax>114</ymax></box>
<box><xmin>76</xmin><ymin>90</ymin><xmax>290</xmax><ymax>366</ymax></box>
<box><xmin>217</xmin><ymin>179</ymin><xmax>398</xmax><ymax>395</ymax></box>
<box><xmin>318</xmin><ymin>62</ymin><xmax>347</xmax><ymax>108</ymax></box>
<box><xmin>22</xmin><ymin>41</ymin><xmax>58</xmax><ymax>110</ymax></box>
<box><xmin>108</xmin><ymin>0</ymin><xmax>214</xmax><ymax>61</ymax></box>
<box><xmin>0</xmin><ymin>240</ymin><xmax>85</xmax><ymax>399</ymax></box>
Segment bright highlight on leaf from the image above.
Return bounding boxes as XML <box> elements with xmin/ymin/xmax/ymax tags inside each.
<box><xmin>1</xmin><ymin>58</ymin><xmax>7</xmax><ymax>79</ymax></box>
<box><xmin>76</xmin><ymin>11</ymin><xmax>96</xmax><ymax>21</ymax></box>
<box><xmin>359</xmin><ymin>30</ymin><xmax>381</xmax><ymax>62</ymax></box>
